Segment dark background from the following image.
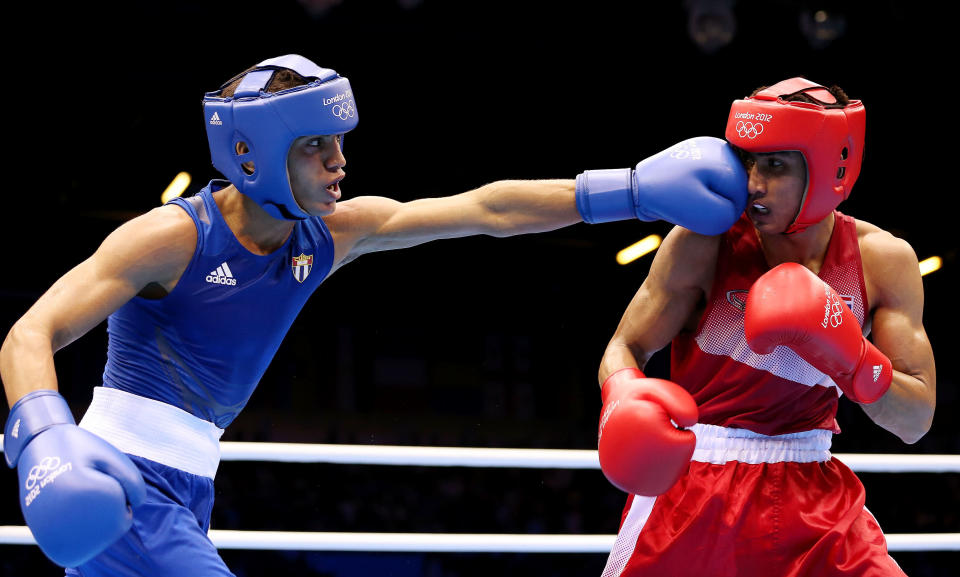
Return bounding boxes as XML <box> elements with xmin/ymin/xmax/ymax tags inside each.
<box><xmin>1</xmin><ymin>0</ymin><xmax>957</xmax><ymax>575</ymax></box>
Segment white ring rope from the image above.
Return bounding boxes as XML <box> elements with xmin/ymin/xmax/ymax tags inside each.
<box><xmin>212</xmin><ymin>442</ymin><xmax>960</xmax><ymax>473</ymax></box>
<box><xmin>221</xmin><ymin>442</ymin><xmax>601</xmax><ymax>468</ymax></box>
<box><xmin>0</xmin><ymin>526</ymin><xmax>957</xmax><ymax>552</ymax></box>
<box><xmin>2</xmin><ymin>439</ymin><xmax>959</xmax><ymax>472</ymax></box>
<box><xmin>1</xmin><ymin>439</ymin><xmax>958</xmax><ymax>553</ymax></box>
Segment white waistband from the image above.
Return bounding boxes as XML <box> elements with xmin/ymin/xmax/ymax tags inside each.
<box><xmin>691</xmin><ymin>423</ymin><xmax>832</xmax><ymax>464</ymax></box>
<box><xmin>79</xmin><ymin>387</ymin><xmax>224</xmax><ymax>479</ymax></box>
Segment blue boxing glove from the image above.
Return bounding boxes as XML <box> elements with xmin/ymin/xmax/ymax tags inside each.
<box><xmin>576</xmin><ymin>136</ymin><xmax>748</xmax><ymax>235</ymax></box>
<box><xmin>3</xmin><ymin>390</ymin><xmax>146</xmax><ymax>567</ymax></box>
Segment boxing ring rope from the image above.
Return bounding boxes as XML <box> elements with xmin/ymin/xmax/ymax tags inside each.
<box><xmin>213</xmin><ymin>442</ymin><xmax>960</xmax><ymax>473</ymax></box>
<box><xmin>2</xmin><ymin>439</ymin><xmax>959</xmax><ymax>552</ymax></box>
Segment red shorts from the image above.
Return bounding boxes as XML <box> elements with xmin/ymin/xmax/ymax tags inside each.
<box><xmin>601</xmin><ymin>424</ymin><xmax>905</xmax><ymax>577</ymax></box>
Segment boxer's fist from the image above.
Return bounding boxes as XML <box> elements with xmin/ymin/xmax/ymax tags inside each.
<box><xmin>744</xmin><ymin>263</ymin><xmax>892</xmax><ymax>403</ymax></box>
<box><xmin>576</xmin><ymin>137</ymin><xmax>748</xmax><ymax>235</ymax></box>
<box><xmin>4</xmin><ymin>390</ymin><xmax>146</xmax><ymax>567</ymax></box>
<box><xmin>598</xmin><ymin>368</ymin><xmax>698</xmax><ymax>496</ymax></box>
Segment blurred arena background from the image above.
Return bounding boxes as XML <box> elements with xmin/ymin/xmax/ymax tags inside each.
<box><xmin>1</xmin><ymin>0</ymin><xmax>956</xmax><ymax>575</ymax></box>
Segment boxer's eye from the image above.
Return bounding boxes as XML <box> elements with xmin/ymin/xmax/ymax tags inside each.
<box><xmin>307</xmin><ymin>135</ymin><xmax>341</xmax><ymax>148</ymax></box>
<box><xmin>759</xmin><ymin>156</ymin><xmax>789</xmax><ymax>173</ymax></box>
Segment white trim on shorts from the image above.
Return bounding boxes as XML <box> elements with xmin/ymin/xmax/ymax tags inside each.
<box><xmin>600</xmin><ymin>424</ymin><xmax>834</xmax><ymax>577</ymax></box>
<box><xmin>602</xmin><ymin>494</ymin><xmax>657</xmax><ymax>577</ymax></box>
<box><xmin>79</xmin><ymin>386</ymin><xmax>224</xmax><ymax>479</ymax></box>
<box><xmin>690</xmin><ymin>423</ymin><xmax>832</xmax><ymax>464</ymax></box>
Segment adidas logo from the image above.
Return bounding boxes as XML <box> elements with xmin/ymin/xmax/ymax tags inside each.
<box><xmin>872</xmin><ymin>365</ymin><xmax>883</xmax><ymax>382</ymax></box>
<box><xmin>206</xmin><ymin>262</ymin><xmax>237</xmax><ymax>286</ymax></box>
<box><xmin>209</xmin><ymin>111</ymin><xmax>223</xmax><ymax>126</ymax></box>
<box><xmin>725</xmin><ymin>289</ymin><xmax>749</xmax><ymax>312</ymax></box>
<box><xmin>11</xmin><ymin>418</ymin><xmax>20</xmax><ymax>438</ymax></box>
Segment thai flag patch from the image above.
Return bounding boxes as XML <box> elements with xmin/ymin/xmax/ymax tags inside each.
<box><xmin>292</xmin><ymin>253</ymin><xmax>313</xmax><ymax>283</ymax></box>
<box><xmin>840</xmin><ymin>294</ymin><xmax>855</xmax><ymax>312</ymax></box>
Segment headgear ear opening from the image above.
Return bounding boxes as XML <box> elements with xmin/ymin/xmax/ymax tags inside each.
<box><xmin>202</xmin><ymin>55</ymin><xmax>359</xmax><ymax>220</ymax></box>
<box><xmin>234</xmin><ymin>142</ymin><xmax>256</xmax><ymax>176</ymax></box>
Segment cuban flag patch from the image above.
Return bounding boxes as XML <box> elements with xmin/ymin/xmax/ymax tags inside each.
<box><xmin>291</xmin><ymin>253</ymin><xmax>313</xmax><ymax>283</ymax></box>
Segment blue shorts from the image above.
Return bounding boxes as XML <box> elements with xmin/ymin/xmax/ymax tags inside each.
<box><xmin>65</xmin><ymin>455</ymin><xmax>235</xmax><ymax>577</ymax></box>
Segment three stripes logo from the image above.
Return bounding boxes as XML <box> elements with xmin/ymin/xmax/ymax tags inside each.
<box><xmin>206</xmin><ymin>262</ymin><xmax>237</xmax><ymax>286</ymax></box>
<box><xmin>725</xmin><ymin>289</ymin><xmax>749</xmax><ymax>312</ymax></box>
<box><xmin>873</xmin><ymin>365</ymin><xmax>883</xmax><ymax>382</ymax></box>
<box><xmin>209</xmin><ymin>111</ymin><xmax>223</xmax><ymax>126</ymax></box>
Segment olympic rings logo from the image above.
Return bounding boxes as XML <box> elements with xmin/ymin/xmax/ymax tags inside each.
<box><xmin>332</xmin><ymin>101</ymin><xmax>356</xmax><ymax>120</ymax></box>
<box><xmin>736</xmin><ymin>121</ymin><xmax>764</xmax><ymax>139</ymax></box>
<box><xmin>669</xmin><ymin>142</ymin><xmax>702</xmax><ymax>160</ymax></box>
<box><xmin>25</xmin><ymin>457</ymin><xmax>61</xmax><ymax>490</ymax></box>
<box><xmin>829</xmin><ymin>294</ymin><xmax>844</xmax><ymax>328</ymax></box>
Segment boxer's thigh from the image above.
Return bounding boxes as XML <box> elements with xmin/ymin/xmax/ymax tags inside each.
<box><xmin>66</xmin><ymin>456</ymin><xmax>233</xmax><ymax>577</ymax></box>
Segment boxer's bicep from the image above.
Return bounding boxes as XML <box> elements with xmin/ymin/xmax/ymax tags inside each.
<box><xmin>13</xmin><ymin>206</ymin><xmax>196</xmax><ymax>352</ymax></box>
<box><xmin>859</xmin><ymin>231</ymin><xmax>936</xmax><ymax>441</ymax></box>
<box><xmin>2</xmin><ymin>206</ymin><xmax>195</xmax><ymax>405</ymax></box>
<box><xmin>866</xmin><ymin>235</ymin><xmax>934</xmax><ymax>381</ymax></box>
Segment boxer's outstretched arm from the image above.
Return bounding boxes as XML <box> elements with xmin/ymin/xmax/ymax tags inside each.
<box><xmin>859</xmin><ymin>230</ymin><xmax>936</xmax><ymax>444</ymax></box>
<box><xmin>599</xmin><ymin>227</ymin><xmax>719</xmax><ymax>383</ymax></box>
<box><xmin>323</xmin><ymin>179</ymin><xmax>580</xmax><ymax>269</ymax></box>
<box><xmin>325</xmin><ymin>137</ymin><xmax>749</xmax><ymax>270</ymax></box>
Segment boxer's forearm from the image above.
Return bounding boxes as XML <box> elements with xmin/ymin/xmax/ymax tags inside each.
<box><xmin>598</xmin><ymin>341</ymin><xmax>645</xmax><ymax>386</ymax></box>
<box><xmin>859</xmin><ymin>370</ymin><xmax>935</xmax><ymax>444</ymax></box>
<box><xmin>478</xmin><ymin>179</ymin><xmax>580</xmax><ymax>236</ymax></box>
<box><xmin>1</xmin><ymin>323</ymin><xmax>60</xmax><ymax>408</ymax></box>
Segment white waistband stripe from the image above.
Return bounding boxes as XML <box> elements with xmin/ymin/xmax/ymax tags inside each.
<box><xmin>79</xmin><ymin>387</ymin><xmax>224</xmax><ymax>479</ymax></box>
<box><xmin>691</xmin><ymin>423</ymin><xmax>832</xmax><ymax>464</ymax></box>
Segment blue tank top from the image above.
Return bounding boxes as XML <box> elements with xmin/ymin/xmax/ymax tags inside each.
<box><xmin>102</xmin><ymin>180</ymin><xmax>335</xmax><ymax>427</ymax></box>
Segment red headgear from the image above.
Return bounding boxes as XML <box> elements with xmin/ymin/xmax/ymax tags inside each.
<box><xmin>724</xmin><ymin>77</ymin><xmax>865</xmax><ymax>233</ymax></box>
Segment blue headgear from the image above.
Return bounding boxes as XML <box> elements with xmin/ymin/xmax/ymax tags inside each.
<box><xmin>202</xmin><ymin>54</ymin><xmax>358</xmax><ymax>220</ymax></box>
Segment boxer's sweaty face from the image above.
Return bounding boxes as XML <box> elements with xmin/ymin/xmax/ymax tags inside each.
<box><xmin>287</xmin><ymin>134</ymin><xmax>346</xmax><ymax>217</ymax></box>
<box><xmin>743</xmin><ymin>151</ymin><xmax>806</xmax><ymax>234</ymax></box>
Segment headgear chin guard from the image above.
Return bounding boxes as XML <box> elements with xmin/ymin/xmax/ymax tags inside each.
<box><xmin>724</xmin><ymin>77</ymin><xmax>865</xmax><ymax>234</ymax></box>
<box><xmin>203</xmin><ymin>54</ymin><xmax>358</xmax><ymax>220</ymax></box>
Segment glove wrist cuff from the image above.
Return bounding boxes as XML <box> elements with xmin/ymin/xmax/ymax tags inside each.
<box><xmin>601</xmin><ymin>367</ymin><xmax>646</xmax><ymax>402</ymax></box>
<box><xmin>3</xmin><ymin>390</ymin><xmax>74</xmax><ymax>468</ymax></box>
<box><xmin>575</xmin><ymin>169</ymin><xmax>638</xmax><ymax>223</ymax></box>
<box><xmin>848</xmin><ymin>340</ymin><xmax>893</xmax><ymax>404</ymax></box>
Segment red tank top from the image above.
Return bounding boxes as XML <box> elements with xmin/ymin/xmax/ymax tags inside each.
<box><xmin>670</xmin><ymin>211</ymin><xmax>868</xmax><ymax>435</ymax></box>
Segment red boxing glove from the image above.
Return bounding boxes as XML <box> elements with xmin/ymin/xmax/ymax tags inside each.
<box><xmin>744</xmin><ymin>263</ymin><xmax>892</xmax><ymax>403</ymax></box>
<box><xmin>598</xmin><ymin>368</ymin><xmax>699</xmax><ymax>496</ymax></box>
